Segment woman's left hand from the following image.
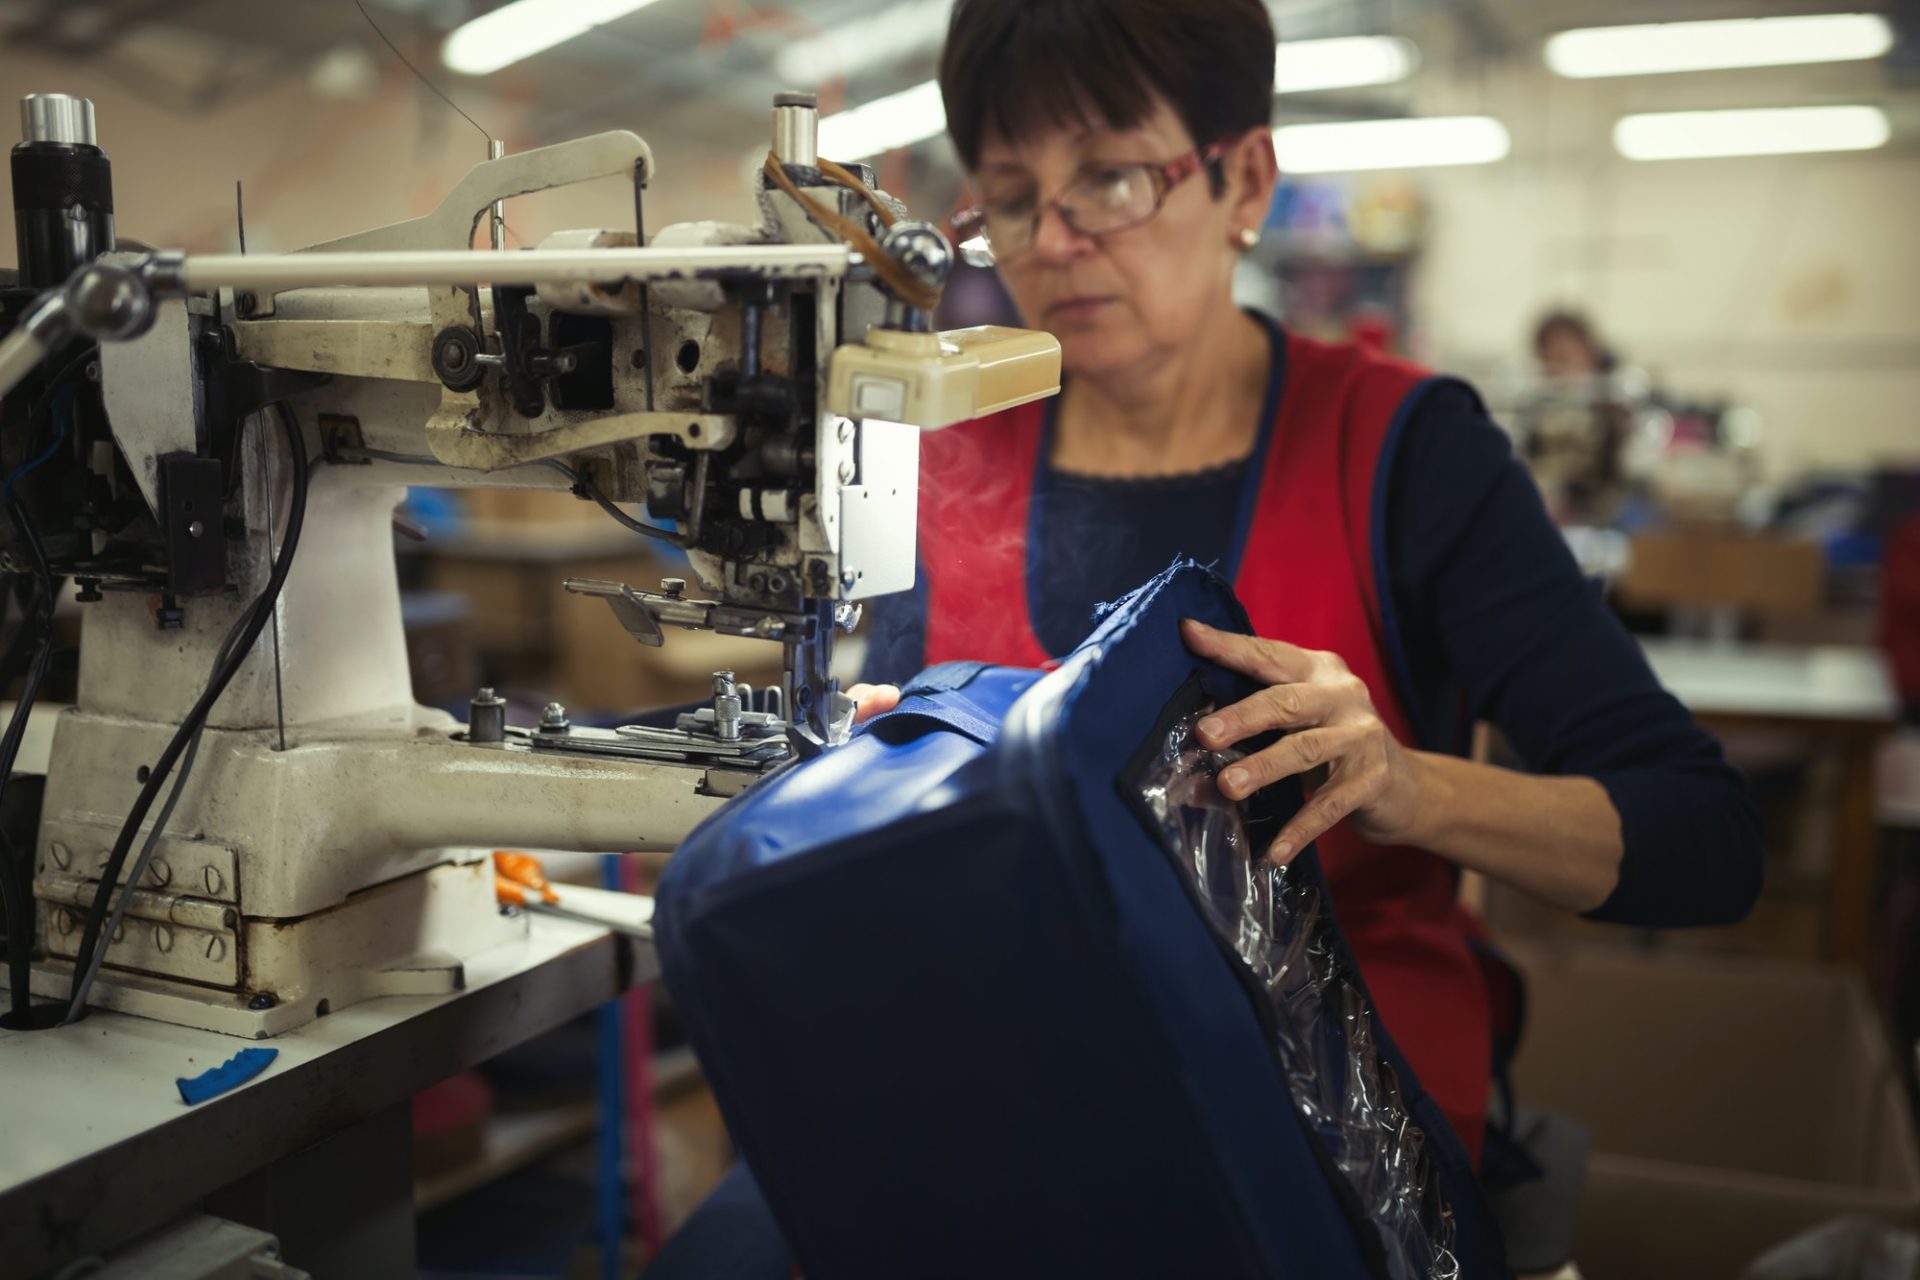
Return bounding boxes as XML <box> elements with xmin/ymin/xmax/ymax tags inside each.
<box><xmin>1180</xmin><ymin>618</ymin><xmax>1427</xmax><ymax>864</ymax></box>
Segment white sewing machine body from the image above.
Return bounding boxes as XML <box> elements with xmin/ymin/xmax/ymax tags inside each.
<box><xmin>1</xmin><ymin>93</ymin><xmax>1059</xmax><ymax>1037</ymax></box>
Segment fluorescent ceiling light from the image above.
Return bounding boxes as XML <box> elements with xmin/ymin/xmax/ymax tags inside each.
<box><xmin>775</xmin><ymin>0</ymin><xmax>952</xmax><ymax>85</ymax></box>
<box><xmin>1275</xmin><ymin>36</ymin><xmax>1419</xmax><ymax>93</ymax></box>
<box><xmin>443</xmin><ymin>0</ymin><xmax>663</xmax><ymax>76</ymax></box>
<box><xmin>1273</xmin><ymin>116</ymin><xmax>1509</xmax><ymax>173</ymax></box>
<box><xmin>817</xmin><ymin>80</ymin><xmax>947</xmax><ymax>160</ymax></box>
<box><xmin>1546</xmin><ymin>14</ymin><xmax>1893</xmax><ymax>79</ymax></box>
<box><xmin>1614</xmin><ymin>105</ymin><xmax>1890</xmax><ymax>160</ymax></box>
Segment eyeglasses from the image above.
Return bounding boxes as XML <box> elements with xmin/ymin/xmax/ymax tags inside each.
<box><xmin>951</xmin><ymin>140</ymin><xmax>1231</xmax><ymax>266</ymax></box>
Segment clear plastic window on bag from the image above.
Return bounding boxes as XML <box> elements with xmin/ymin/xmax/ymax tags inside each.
<box><xmin>1134</xmin><ymin>709</ymin><xmax>1461</xmax><ymax>1280</ymax></box>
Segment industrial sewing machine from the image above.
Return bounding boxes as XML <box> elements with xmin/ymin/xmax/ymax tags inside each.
<box><xmin>0</xmin><ymin>90</ymin><xmax>1060</xmax><ymax>1039</ymax></box>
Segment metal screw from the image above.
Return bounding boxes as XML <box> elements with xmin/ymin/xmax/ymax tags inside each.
<box><xmin>55</xmin><ymin>909</ymin><xmax>74</xmax><ymax>936</ymax></box>
<box><xmin>205</xmin><ymin>935</ymin><xmax>227</xmax><ymax>962</ymax></box>
<box><xmin>49</xmin><ymin>842</ymin><xmax>70</xmax><ymax>870</ymax></box>
<box><xmin>248</xmin><ymin>993</ymin><xmax>277</xmax><ymax>1011</ymax></box>
<box><xmin>660</xmin><ymin>577</ymin><xmax>686</xmax><ymax>598</ymax></box>
<box><xmin>153</xmin><ymin>924</ymin><xmax>173</xmax><ymax>953</ymax></box>
<box><xmin>204</xmin><ymin>865</ymin><xmax>224</xmax><ymax>895</ymax></box>
<box><xmin>187</xmin><ymin>520</ymin><xmax>204</xmax><ymax>538</ymax></box>
<box><xmin>841</xmin><ymin>569</ymin><xmax>858</xmax><ymax>590</ymax></box>
<box><xmin>234</xmin><ymin>291</ymin><xmax>257</xmax><ymax>318</ymax></box>
<box><xmin>146</xmin><ymin>859</ymin><xmax>171</xmax><ymax>888</ymax></box>
<box><xmin>712</xmin><ymin>671</ymin><xmax>742</xmax><ymax>742</ymax></box>
<box><xmin>83</xmin><ymin>361</ymin><xmax>99</xmax><ymax>383</ymax></box>
<box><xmin>837</xmin><ymin>460</ymin><xmax>856</xmax><ymax>485</ymax></box>
<box><xmin>540</xmin><ymin>702</ymin><xmax>571</xmax><ymax>732</ymax></box>
<box><xmin>837</xmin><ymin>419</ymin><xmax>854</xmax><ymax>444</ymax></box>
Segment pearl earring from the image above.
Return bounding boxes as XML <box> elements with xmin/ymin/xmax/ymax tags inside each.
<box><xmin>1237</xmin><ymin>227</ymin><xmax>1260</xmax><ymax>250</ymax></box>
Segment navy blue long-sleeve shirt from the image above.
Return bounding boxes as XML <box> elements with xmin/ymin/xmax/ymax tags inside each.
<box><xmin>860</xmin><ymin>336</ymin><xmax>1762</xmax><ymax>928</ymax></box>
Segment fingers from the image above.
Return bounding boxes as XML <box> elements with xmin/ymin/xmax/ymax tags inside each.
<box><xmin>1216</xmin><ymin>723</ymin><xmax>1372</xmax><ymax>801</ymax></box>
<box><xmin>1267</xmin><ymin>781</ymin><xmax>1373</xmax><ymax>866</ymax></box>
<box><xmin>846</xmin><ymin>682</ymin><xmax>901</xmax><ymax>724</ymax></box>
<box><xmin>1195</xmin><ymin>682</ymin><xmax>1337</xmax><ymax>750</ymax></box>
<box><xmin>1180</xmin><ymin>618</ymin><xmax>1316</xmax><ymax>687</ymax></box>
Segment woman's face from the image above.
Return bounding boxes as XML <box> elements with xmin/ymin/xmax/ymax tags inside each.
<box><xmin>972</xmin><ymin>98</ymin><xmax>1271</xmax><ymax>383</ymax></box>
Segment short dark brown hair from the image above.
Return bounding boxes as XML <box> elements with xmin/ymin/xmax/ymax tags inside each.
<box><xmin>939</xmin><ymin>0</ymin><xmax>1276</xmax><ymax>173</ymax></box>
<box><xmin>1535</xmin><ymin>309</ymin><xmax>1604</xmax><ymax>358</ymax></box>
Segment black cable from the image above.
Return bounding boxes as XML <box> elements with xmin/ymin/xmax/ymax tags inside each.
<box><xmin>64</xmin><ymin>404</ymin><xmax>311</xmax><ymax>1021</ymax></box>
<box><xmin>538</xmin><ymin>459</ymin><xmax>685</xmax><ymax>545</ymax></box>
<box><xmin>0</xmin><ymin>832</ymin><xmax>19</xmax><ymax>1020</ymax></box>
<box><xmin>62</xmin><ymin>607</ymin><xmax>254</xmax><ymax>1022</ymax></box>
<box><xmin>0</xmin><ymin>349</ymin><xmax>99</xmax><ymax>1018</ymax></box>
<box><xmin>0</xmin><ymin>501</ymin><xmax>58</xmax><ymax>1020</ymax></box>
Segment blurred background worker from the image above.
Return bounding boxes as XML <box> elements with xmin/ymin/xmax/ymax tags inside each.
<box><xmin>2</xmin><ymin>2</ymin><xmax>1916</xmax><ymax>1278</ymax></box>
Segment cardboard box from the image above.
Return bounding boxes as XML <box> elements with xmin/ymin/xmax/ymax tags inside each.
<box><xmin>1506</xmin><ymin>942</ymin><xmax>1920</xmax><ymax>1279</ymax></box>
<box><xmin>1618</xmin><ymin>530</ymin><xmax>1824</xmax><ymax>618</ymax></box>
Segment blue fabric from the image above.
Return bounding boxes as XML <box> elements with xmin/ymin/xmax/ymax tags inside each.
<box><xmin>642</xmin><ymin>1164</ymin><xmax>792</xmax><ymax>1280</ymax></box>
<box><xmin>860</xmin><ymin>349</ymin><xmax>1760</xmax><ymax>930</ymax></box>
<box><xmin>657</xmin><ymin>564</ymin><xmax>1507</xmax><ymax>1279</ymax></box>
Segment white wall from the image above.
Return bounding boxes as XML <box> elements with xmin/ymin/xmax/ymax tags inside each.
<box><xmin>0</xmin><ymin>46</ymin><xmax>762</xmax><ymax>261</ymax></box>
<box><xmin>1404</xmin><ymin>54</ymin><xmax>1920</xmax><ymax>480</ymax></box>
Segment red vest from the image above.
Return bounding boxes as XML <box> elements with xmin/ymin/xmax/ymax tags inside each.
<box><xmin>917</xmin><ymin>331</ymin><xmax>1490</xmax><ymax>1162</ymax></box>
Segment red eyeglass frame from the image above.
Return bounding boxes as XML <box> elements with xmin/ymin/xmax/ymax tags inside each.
<box><xmin>950</xmin><ymin>139</ymin><xmax>1235</xmax><ymax>259</ymax></box>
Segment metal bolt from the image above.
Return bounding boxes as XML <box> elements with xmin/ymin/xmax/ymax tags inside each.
<box><xmin>660</xmin><ymin>577</ymin><xmax>686</xmax><ymax>598</ymax></box>
<box><xmin>234</xmin><ymin>291</ymin><xmax>257</xmax><ymax>319</ymax></box>
<box><xmin>837</xmin><ymin>419</ymin><xmax>854</xmax><ymax>444</ymax></box>
<box><xmin>540</xmin><ymin>701</ymin><xmax>571</xmax><ymax>732</ymax></box>
<box><xmin>205</xmin><ymin>935</ymin><xmax>227</xmax><ymax>962</ymax></box>
<box><xmin>153</xmin><ymin>924</ymin><xmax>173</xmax><ymax>953</ymax></box>
<box><xmin>712</xmin><ymin>671</ymin><xmax>742</xmax><ymax>742</ymax></box>
<box><xmin>204</xmin><ymin>865</ymin><xmax>223</xmax><ymax>895</ymax></box>
<box><xmin>468</xmin><ymin>687</ymin><xmax>507</xmax><ymax>745</ymax></box>
<box><xmin>837</xmin><ymin>459</ymin><xmax>856</xmax><ymax>485</ymax></box>
<box><xmin>248</xmin><ymin>992</ymin><xmax>276</xmax><ymax>1011</ymax></box>
<box><xmin>187</xmin><ymin>520</ymin><xmax>204</xmax><ymax>538</ymax></box>
<box><xmin>49</xmin><ymin>842</ymin><xmax>70</xmax><ymax>870</ymax></box>
<box><xmin>146</xmin><ymin>859</ymin><xmax>171</xmax><ymax>888</ymax></box>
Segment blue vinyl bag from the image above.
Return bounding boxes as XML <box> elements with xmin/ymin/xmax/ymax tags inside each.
<box><xmin>655</xmin><ymin>563</ymin><xmax>1507</xmax><ymax>1279</ymax></box>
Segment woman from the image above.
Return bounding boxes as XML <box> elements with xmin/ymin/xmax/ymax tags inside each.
<box><xmin>851</xmin><ymin>0</ymin><xmax>1762</xmax><ymax>1161</ymax></box>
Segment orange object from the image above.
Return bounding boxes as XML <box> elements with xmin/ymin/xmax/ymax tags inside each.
<box><xmin>492</xmin><ymin>850</ymin><xmax>558</xmax><ymax>906</ymax></box>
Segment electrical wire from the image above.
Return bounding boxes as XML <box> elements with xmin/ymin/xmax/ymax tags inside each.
<box><xmin>63</xmin><ymin>404</ymin><xmax>311</xmax><ymax>1023</ymax></box>
<box><xmin>1</xmin><ymin>347</ymin><xmax>93</xmax><ymax>501</ymax></box>
<box><xmin>538</xmin><ymin>459</ymin><xmax>684</xmax><ymax>545</ymax></box>
<box><xmin>327</xmin><ymin>446</ymin><xmax>681</xmax><ymax>543</ymax></box>
<box><xmin>0</xmin><ymin>501</ymin><xmax>58</xmax><ymax>1021</ymax></box>
<box><xmin>60</xmin><ymin>607</ymin><xmax>253</xmax><ymax>1023</ymax></box>
<box><xmin>0</xmin><ymin>834</ymin><xmax>19</xmax><ymax>1021</ymax></box>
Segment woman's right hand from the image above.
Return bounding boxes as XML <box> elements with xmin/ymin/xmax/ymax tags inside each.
<box><xmin>846</xmin><ymin>683</ymin><xmax>901</xmax><ymax>724</ymax></box>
